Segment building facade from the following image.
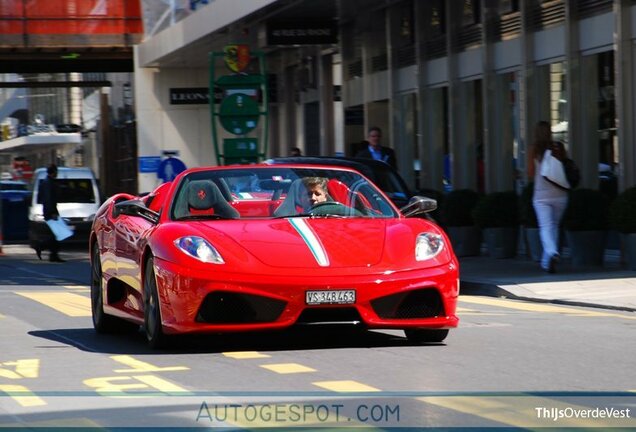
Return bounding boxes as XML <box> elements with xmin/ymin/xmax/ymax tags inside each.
<box><xmin>134</xmin><ymin>0</ymin><xmax>634</xmax><ymax>197</ymax></box>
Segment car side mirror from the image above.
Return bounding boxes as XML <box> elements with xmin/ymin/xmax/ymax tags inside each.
<box><xmin>400</xmin><ymin>196</ymin><xmax>437</xmax><ymax>217</ymax></box>
<box><xmin>114</xmin><ymin>199</ymin><xmax>159</xmax><ymax>224</ymax></box>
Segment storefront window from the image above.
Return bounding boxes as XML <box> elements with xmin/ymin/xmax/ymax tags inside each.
<box><xmin>549</xmin><ymin>62</ymin><xmax>568</xmax><ymax>144</ymax></box>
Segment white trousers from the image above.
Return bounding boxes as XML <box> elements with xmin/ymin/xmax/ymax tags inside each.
<box><xmin>533</xmin><ymin>196</ymin><xmax>568</xmax><ymax>269</ymax></box>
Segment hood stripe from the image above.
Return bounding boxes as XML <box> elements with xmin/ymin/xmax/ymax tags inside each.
<box><xmin>288</xmin><ymin>218</ymin><xmax>330</xmax><ymax>267</ymax></box>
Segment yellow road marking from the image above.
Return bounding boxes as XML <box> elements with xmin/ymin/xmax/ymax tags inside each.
<box><xmin>133</xmin><ymin>375</ymin><xmax>191</xmax><ymax>394</ymax></box>
<box><xmin>223</xmin><ymin>351</ymin><xmax>271</xmax><ymax>359</ymax></box>
<box><xmin>418</xmin><ymin>395</ymin><xmax>635</xmax><ymax>428</ymax></box>
<box><xmin>0</xmin><ymin>418</ymin><xmax>100</xmax><ymax>428</ymax></box>
<box><xmin>0</xmin><ymin>359</ymin><xmax>40</xmax><ymax>378</ymax></box>
<box><xmin>460</xmin><ymin>296</ymin><xmax>636</xmax><ymax>319</ymax></box>
<box><xmin>84</xmin><ymin>375</ymin><xmax>190</xmax><ymax>396</ymax></box>
<box><xmin>64</xmin><ymin>285</ymin><xmax>89</xmax><ymax>291</ymax></box>
<box><xmin>111</xmin><ymin>355</ymin><xmax>189</xmax><ymax>373</ymax></box>
<box><xmin>0</xmin><ymin>384</ymin><xmax>46</xmax><ymax>407</ymax></box>
<box><xmin>312</xmin><ymin>380</ymin><xmax>380</xmax><ymax>392</ymax></box>
<box><xmin>260</xmin><ymin>363</ymin><xmax>316</xmax><ymax>374</ymax></box>
<box><xmin>15</xmin><ymin>292</ymin><xmax>90</xmax><ymax>317</ymax></box>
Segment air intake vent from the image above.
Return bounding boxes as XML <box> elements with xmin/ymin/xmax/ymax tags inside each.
<box><xmin>371</xmin><ymin>288</ymin><xmax>444</xmax><ymax>319</ymax></box>
<box><xmin>196</xmin><ymin>292</ymin><xmax>286</xmax><ymax>324</ymax></box>
<box><xmin>577</xmin><ymin>0</ymin><xmax>612</xmax><ymax>18</ymax></box>
<box><xmin>528</xmin><ymin>0</ymin><xmax>565</xmax><ymax>30</ymax></box>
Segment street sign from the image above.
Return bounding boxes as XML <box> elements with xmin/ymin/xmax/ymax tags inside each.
<box><xmin>157</xmin><ymin>157</ymin><xmax>186</xmax><ymax>183</ymax></box>
<box><xmin>138</xmin><ymin>156</ymin><xmax>162</xmax><ymax>173</ymax></box>
<box><xmin>218</xmin><ymin>93</ymin><xmax>260</xmax><ymax>135</ymax></box>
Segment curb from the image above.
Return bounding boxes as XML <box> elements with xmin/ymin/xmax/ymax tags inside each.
<box><xmin>460</xmin><ymin>280</ymin><xmax>636</xmax><ymax>313</ymax></box>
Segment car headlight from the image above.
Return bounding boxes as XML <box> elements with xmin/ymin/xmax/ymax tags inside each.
<box><xmin>415</xmin><ymin>233</ymin><xmax>444</xmax><ymax>261</ymax></box>
<box><xmin>174</xmin><ymin>236</ymin><xmax>225</xmax><ymax>264</ymax></box>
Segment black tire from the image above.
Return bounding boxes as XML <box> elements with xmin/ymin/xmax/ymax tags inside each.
<box><xmin>91</xmin><ymin>245</ymin><xmax>138</xmax><ymax>334</ymax></box>
<box><xmin>404</xmin><ymin>329</ymin><xmax>449</xmax><ymax>344</ymax></box>
<box><xmin>143</xmin><ymin>256</ymin><xmax>169</xmax><ymax>349</ymax></box>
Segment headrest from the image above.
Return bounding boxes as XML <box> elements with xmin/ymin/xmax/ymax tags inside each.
<box><xmin>187</xmin><ymin>180</ymin><xmax>219</xmax><ymax>210</ymax></box>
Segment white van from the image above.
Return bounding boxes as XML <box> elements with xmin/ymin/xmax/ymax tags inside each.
<box><xmin>28</xmin><ymin>167</ymin><xmax>101</xmax><ymax>247</ymax></box>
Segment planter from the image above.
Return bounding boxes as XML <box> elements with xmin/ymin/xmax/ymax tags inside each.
<box><xmin>524</xmin><ymin>227</ymin><xmax>542</xmax><ymax>262</ymax></box>
<box><xmin>565</xmin><ymin>230</ymin><xmax>607</xmax><ymax>267</ymax></box>
<box><xmin>483</xmin><ymin>226</ymin><xmax>518</xmax><ymax>259</ymax></box>
<box><xmin>445</xmin><ymin>226</ymin><xmax>481</xmax><ymax>257</ymax></box>
<box><xmin>620</xmin><ymin>233</ymin><xmax>636</xmax><ymax>270</ymax></box>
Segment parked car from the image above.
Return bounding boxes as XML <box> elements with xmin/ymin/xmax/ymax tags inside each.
<box><xmin>28</xmin><ymin>167</ymin><xmax>102</xmax><ymax>247</ymax></box>
<box><xmin>90</xmin><ymin>163</ymin><xmax>459</xmax><ymax>348</ymax></box>
<box><xmin>1</xmin><ymin>180</ymin><xmax>31</xmax><ymax>241</ymax></box>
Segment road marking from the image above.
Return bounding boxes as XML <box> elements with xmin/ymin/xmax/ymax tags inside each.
<box><xmin>223</xmin><ymin>351</ymin><xmax>271</xmax><ymax>359</ymax></box>
<box><xmin>460</xmin><ymin>296</ymin><xmax>636</xmax><ymax>319</ymax></box>
<box><xmin>133</xmin><ymin>375</ymin><xmax>192</xmax><ymax>395</ymax></box>
<box><xmin>84</xmin><ymin>375</ymin><xmax>190</xmax><ymax>396</ymax></box>
<box><xmin>15</xmin><ymin>292</ymin><xmax>91</xmax><ymax>317</ymax></box>
<box><xmin>111</xmin><ymin>355</ymin><xmax>189</xmax><ymax>373</ymax></box>
<box><xmin>260</xmin><ymin>363</ymin><xmax>316</xmax><ymax>374</ymax></box>
<box><xmin>0</xmin><ymin>419</ymin><xmax>100</xmax><ymax>428</ymax></box>
<box><xmin>64</xmin><ymin>285</ymin><xmax>90</xmax><ymax>292</ymax></box>
<box><xmin>0</xmin><ymin>384</ymin><xmax>46</xmax><ymax>407</ymax></box>
<box><xmin>0</xmin><ymin>359</ymin><xmax>40</xmax><ymax>378</ymax></box>
<box><xmin>312</xmin><ymin>380</ymin><xmax>380</xmax><ymax>392</ymax></box>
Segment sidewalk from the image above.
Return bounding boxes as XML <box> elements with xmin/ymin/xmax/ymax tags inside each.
<box><xmin>2</xmin><ymin>243</ymin><xmax>635</xmax><ymax>312</ymax></box>
<box><xmin>459</xmin><ymin>249</ymin><xmax>636</xmax><ymax>312</ymax></box>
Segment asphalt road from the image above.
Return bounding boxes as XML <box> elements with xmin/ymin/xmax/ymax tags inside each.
<box><xmin>0</xmin><ymin>247</ymin><xmax>634</xmax><ymax>429</ymax></box>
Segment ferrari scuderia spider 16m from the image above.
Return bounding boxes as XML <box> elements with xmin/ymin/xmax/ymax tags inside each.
<box><xmin>90</xmin><ymin>164</ymin><xmax>459</xmax><ymax>348</ymax></box>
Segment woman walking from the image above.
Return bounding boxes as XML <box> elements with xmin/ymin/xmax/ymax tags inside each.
<box><xmin>527</xmin><ymin>121</ymin><xmax>569</xmax><ymax>273</ymax></box>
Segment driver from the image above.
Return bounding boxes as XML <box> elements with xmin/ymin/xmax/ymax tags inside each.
<box><xmin>302</xmin><ymin>177</ymin><xmax>330</xmax><ymax>207</ymax></box>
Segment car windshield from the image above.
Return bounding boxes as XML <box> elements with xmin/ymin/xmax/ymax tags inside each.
<box><xmin>37</xmin><ymin>179</ymin><xmax>96</xmax><ymax>203</ymax></box>
<box><xmin>170</xmin><ymin>166</ymin><xmax>399</xmax><ymax>220</ymax></box>
<box><xmin>1</xmin><ymin>182</ymin><xmax>28</xmax><ymax>191</ymax></box>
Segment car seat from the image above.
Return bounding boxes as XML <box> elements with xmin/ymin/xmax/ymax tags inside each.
<box><xmin>186</xmin><ymin>180</ymin><xmax>239</xmax><ymax>219</ymax></box>
<box><xmin>273</xmin><ymin>179</ymin><xmax>311</xmax><ymax>217</ymax></box>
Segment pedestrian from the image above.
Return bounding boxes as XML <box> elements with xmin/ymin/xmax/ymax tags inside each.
<box><xmin>527</xmin><ymin>121</ymin><xmax>568</xmax><ymax>273</ymax></box>
<box><xmin>354</xmin><ymin>126</ymin><xmax>397</xmax><ymax>169</ymax></box>
<box><xmin>35</xmin><ymin>164</ymin><xmax>66</xmax><ymax>262</ymax></box>
<box><xmin>289</xmin><ymin>147</ymin><xmax>302</xmax><ymax>157</ymax></box>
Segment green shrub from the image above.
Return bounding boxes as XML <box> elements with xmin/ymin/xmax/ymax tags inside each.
<box><xmin>472</xmin><ymin>190</ymin><xmax>519</xmax><ymax>228</ymax></box>
<box><xmin>609</xmin><ymin>186</ymin><xmax>636</xmax><ymax>233</ymax></box>
<box><xmin>519</xmin><ymin>182</ymin><xmax>538</xmax><ymax>228</ymax></box>
<box><xmin>440</xmin><ymin>189</ymin><xmax>480</xmax><ymax>227</ymax></box>
<box><xmin>562</xmin><ymin>188</ymin><xmax>609</xmax><ymax>231</ymax></box>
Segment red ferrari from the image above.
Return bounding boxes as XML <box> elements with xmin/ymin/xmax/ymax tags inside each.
<box><xmin>90</xmin><ymin>164</ymin><xmax>459</xmax><ymax>348</ymax></box>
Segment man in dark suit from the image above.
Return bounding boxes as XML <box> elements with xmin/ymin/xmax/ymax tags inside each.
<box><xmin>36</xmin><ymin>164</ymin><xmax>65</xmax><ymax>262</ymax></box>
<box><xmin>354</xmin><ymin>126</ymin><xmax>397</xmax><ymax>169</ymax></box>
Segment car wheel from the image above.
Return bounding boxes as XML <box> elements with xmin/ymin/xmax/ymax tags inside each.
<box><xmin>143</xmin><ymin>256</ymin><xmax>169</xmax><ymax>349</ymax></box>
<box><xmin>91</xmin><ymin>245</ymin><xmax>138</xmax><ymax>333</ymax></box>
<box><xmin>404</xmin><ymin>329</ymin><xmax>449</xmax><ymax>344</ymax></box>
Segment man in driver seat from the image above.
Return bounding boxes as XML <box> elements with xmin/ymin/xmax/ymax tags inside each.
<box><xmin>302</xmin><ymin>177</ymin><xmax>330</xmax><ymax>207</ymax></box>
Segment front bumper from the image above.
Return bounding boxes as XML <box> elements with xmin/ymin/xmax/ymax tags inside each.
<box><xmin>153</xmin><ymin>257</ymin><xmax>459</xmax><ymax>335</ymax></box>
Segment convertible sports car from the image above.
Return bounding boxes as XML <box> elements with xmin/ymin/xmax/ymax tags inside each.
<box><xmin>90</xmin><ymin>164</ymin><xmax>459</xmax><ymax>348</ymax></box>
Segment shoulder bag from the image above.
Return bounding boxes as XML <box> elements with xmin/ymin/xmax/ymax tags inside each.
<box><xmin>540</xmin><ymin>150</ymin><xmax>570</xmax><ymax>190</ymax></box>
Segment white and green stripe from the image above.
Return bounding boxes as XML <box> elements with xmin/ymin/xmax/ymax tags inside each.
<box><xmin>288</xmin><ymin>218</ymin><xmax>330</xmax><ymax>267</ymax></box>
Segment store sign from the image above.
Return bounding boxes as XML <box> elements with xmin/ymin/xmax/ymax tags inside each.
<box><xmin>170</xmin><ymin>88</ymin><xmax>210</xmax><ymax>105</ymax></box>
<box><xmin>266</xmin><ymin>21</ymin><xmax>338</xmax><ymax>45</ymax></box>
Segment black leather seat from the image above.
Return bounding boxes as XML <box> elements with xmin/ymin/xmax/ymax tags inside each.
<box><xmin>187</xmin><ymin>180</ymin><xmax>239</xmax><ymax>219</ymax></box>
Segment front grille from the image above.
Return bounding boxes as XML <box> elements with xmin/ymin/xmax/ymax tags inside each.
<box><xmin>296</xmin><ymin>307</ymin><xmax>362</xmax><ymax>325</ymax></box>
<box><xmin>371</xmin><ymin>288</ymin><xmax>444</xmax><ymax>319</ymax></box>
<box><xmin>196</xmin><ymin>292</ymin><xmax>286</xmax><ymax>324</ymax></box>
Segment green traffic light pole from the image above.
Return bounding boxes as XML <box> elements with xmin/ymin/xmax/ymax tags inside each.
<box><xmin>209</xmin><ymin>49</ymin><xmax>269</xmax><ymax>165</ymax></box>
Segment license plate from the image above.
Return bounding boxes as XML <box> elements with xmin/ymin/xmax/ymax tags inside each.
<box><xmin>305</xmin><ymin>290</ymin><xmax>356</xmax><ymax>305</ymax></box>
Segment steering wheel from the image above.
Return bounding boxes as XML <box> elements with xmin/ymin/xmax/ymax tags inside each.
<box><xmin>309</xmin><ymin>201</ymin><xmax>362</xmax><ymax>216</ymax></box>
